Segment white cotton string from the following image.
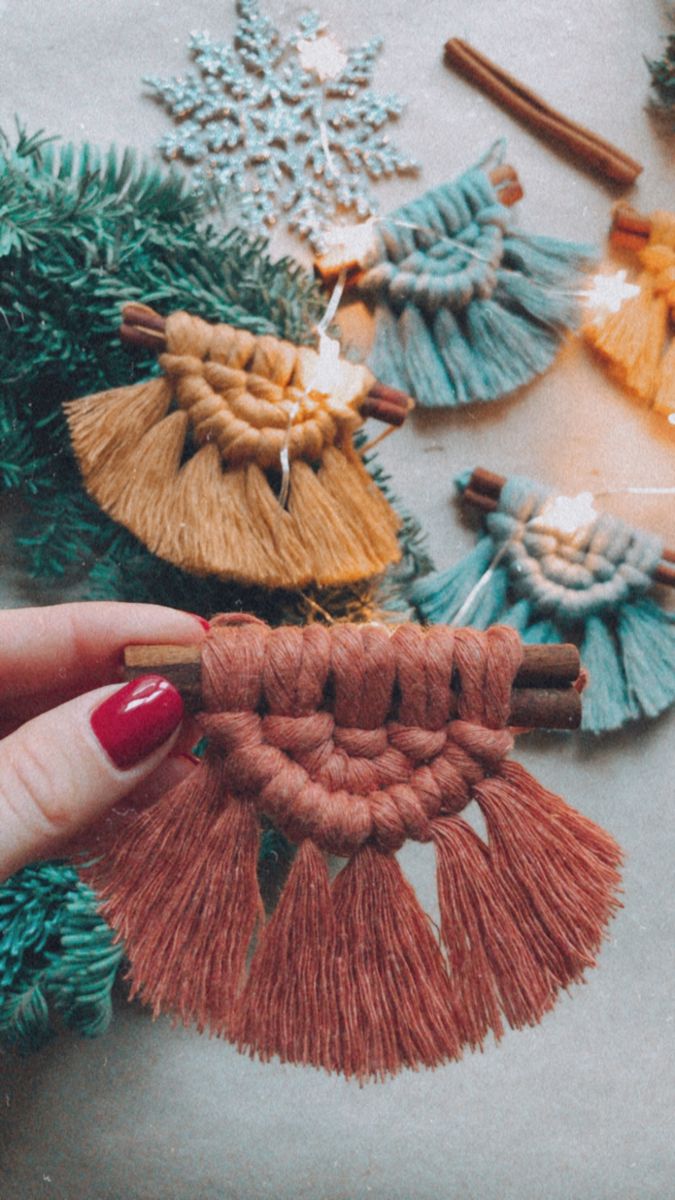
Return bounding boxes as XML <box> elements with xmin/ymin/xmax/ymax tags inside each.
<box><xmin>593</xmin><ymin>486</ymin><xmax>675</xmax><ymax>497</ymax></box>
<box><xmin>277</xmin><ymin>271</ymin><xmax>347</xmax><ymax>509</ymax></box>
<box><xmin>450</xmin><ymin>538</ymin><xmax>514</xmax><ymax>627</ymax></box>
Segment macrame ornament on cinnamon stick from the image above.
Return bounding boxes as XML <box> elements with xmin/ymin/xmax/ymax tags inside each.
<box><xmin>316</xmin><ymin>150</ymin><xmax>597</xmax><ymax>408</ymax></box>
<box><xmin>413</xmin><ymin>469</ymin><xmax>675</xmax><ymax>734</ymax></box>
<box><xmin>80</xmin><ymin>616</ymin><xmax>621</xmax><ymax>1081</ymax></box>
<box><xmin>64</xmin><ymin>313</ymin><xmax>401</xmax><ymax>588</ymax></box>
<box><xmin>584</xmin><ymin>208</ymin><xmax>675</xmax><ymax>418</ymax></box>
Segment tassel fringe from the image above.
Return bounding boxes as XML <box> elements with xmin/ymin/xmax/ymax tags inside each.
<box><xmin>82</xmin><ymin>767</ymin><xmax>621</xmax><ymax>1079</ymax></box>
<box><xmin>65</xmin><ymin>389</ymin><xmax>401</xmax><ymax>588</ymax></box>
<box><xmin>236</xmin><ymin>840</ymin><xmax>338</xmax><ymax>1069</ymax></box>
<box><xmin>473</xmin><ymin>762</ymin><xmax>622</xmax><ymax>988</ymax></box>
<box><xmin>584</xmin><ymin>212</ymin><xmax>675</xmax><ymax>414</ymax></box>
<box><xmin>357</xmin><ymin>161</ymin><xmax>596</xmax><ymax>409</ymax></box>
<box><xmin>433</xmin><ymin>816</ymin><xmax>555</xmax><ymax>1048</ymax></box>
<box><xmin>329</xmin><ymin>846</ymin><xmax>461</xmax><ymax>1081</ymax></box>
<box><xmin>81</xmin><ymin>760</ymin><xmax>263</xmax><ymax>1032</ymax></box>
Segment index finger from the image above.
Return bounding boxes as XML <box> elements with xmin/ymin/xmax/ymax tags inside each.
<box><xmin>0</xmin><ymin>602</ymin><xmax>208</xmax><ymax>705</ymax></box>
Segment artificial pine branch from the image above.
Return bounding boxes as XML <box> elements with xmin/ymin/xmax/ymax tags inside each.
<box><xmin>0</xmin><ymin>862</ymin><xmax>123</xmax><ymax>1051</ymax></box>
<box><xmin>646</xmin><ymin>20</ymin><xmax>675</xmax><ymax>124</ymax></box>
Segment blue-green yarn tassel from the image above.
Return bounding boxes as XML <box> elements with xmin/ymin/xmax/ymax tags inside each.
<box><xmin>580</xmin><ymin>617</ymin><xmax>636</xmax><ymax>733</ymax></box>
<box><xmin>354</xmin><ymin>153</ymin><xmax>597</xmax><ymax>408</ymax></box>
<box><xmin>0</xmin><ymin>861</ymin><xmax>122</xmax><ymax>1052</ymax></box>
<box><xmin>412</xmin><ymin>473</ymin><xmax>675</xmax><ymax>734</ymax></box>
<box><xmin>618</xmin><ymin>600</ymin><xmax>675</xmax><ymax>718</ymax></box>
<box><xmin>370</xmin><ymin>304</ymin><xmax>413</xmax><ymax>393</ymax></box>
<box><xmin>412</xmin><ymin>538</ymin><xmax>495</xmax><ymax>624</ymax></box>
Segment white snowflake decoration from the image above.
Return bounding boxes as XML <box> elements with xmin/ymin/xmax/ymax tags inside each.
<box><xmin>145</xmin><ymin>0</ymin><xmax>418</xmax><ymax>250</ymax></box>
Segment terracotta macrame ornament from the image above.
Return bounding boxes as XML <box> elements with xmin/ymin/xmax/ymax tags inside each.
<box><xmin>584</xmin><ymin>207</ymin><xmax>675</xmax><ymax>418</ymax></box>
<box><xmin>64</xmin><ymin>312</ymin><xmax>403</xmax><ymax>589</ymax></box>
<box><xmin>80</xmin><ymin>616</ymin><xmax>621</xmax><ymax>1081</ymax></box>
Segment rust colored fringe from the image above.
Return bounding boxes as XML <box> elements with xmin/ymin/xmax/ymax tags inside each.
<box><xmin>329</xmin><ymin>845</ymin><xmax>461</xmax><ymax>1081</ymax></box>
<box><xmin>432</xmin><ymin>816</ymin><xmax>556</xmax><ymax>1049</ymax></box>
<box><xmin>473</xmin><ymin>761</ymin><xmax>622</xmax><ymax>988</ymax></box>
<box><xmin>235</xmin><ymin>840</ymin><xmax>338</xmax><ymax>1068</ymax></box>
<box><xmin>82</xmin><ymin>759</ymin><xmax>263</xmax><ymax>1032</ymax></box>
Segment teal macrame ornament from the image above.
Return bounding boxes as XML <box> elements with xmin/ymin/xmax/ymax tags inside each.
<box><xmin>351</xmin><ymin>149</ymin><xmax>597</xmax><ymax>407</ymax></box>
<box><xmin>0</xmin><ymin>862</ymin><xmax>123</xmax><ymax>1052</ymax></box>
<box><xmin>413</xmin><ymin>474</ymin><xmax>675</xmax><ymax>734</ymax></box>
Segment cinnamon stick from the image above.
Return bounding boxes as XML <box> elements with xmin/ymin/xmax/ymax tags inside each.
<box><xmin>610</xmin><ymin>205</ymin><xmax>652</xmax><ymax>252</ymax></box>
<box><xmin>444</xmin><ymin>38</ymin><xmax>642</xmax><ymax>187</ymax></box>
<box><xmin>119</xmin><ymin>304</ymin><xmax>413</xmax><ymax>428</ymax></box>
<box><xmin>122</xmin><ymin>641</ymin><xmax>582</xmax><ymax>730</ymax></box>
<box><xmin>464</xmin><ymin>468</ymin><xmax>675</xmax><ymax>587</ymax></box>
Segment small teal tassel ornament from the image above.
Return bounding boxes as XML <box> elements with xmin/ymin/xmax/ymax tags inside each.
<box><xmin>0</xmin><ymin>862</ymin><xmax>123</xmax><ymax>1051</ymax></box>
<box><xmin>413</xmin><ymin>471</ymin><xmax>675</xmax><ymax>733</ymax></box>
<box><xmin>350</xmin><ymin>149</ymin><xmax>597</xmax><ymax>407</ymax></box>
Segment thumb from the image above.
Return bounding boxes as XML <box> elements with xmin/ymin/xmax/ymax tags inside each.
<box><xmin>0</xmin><ymin>675</ymin><xmax>184</xmax><ymax>881</ymax></box>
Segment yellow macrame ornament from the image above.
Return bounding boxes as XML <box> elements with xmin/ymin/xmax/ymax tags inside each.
<box><xmin>584</xmin><ymin>211</ymin><xmax>675</xmax><ymax>418</ymax></box>
<box><xmin>65</xmin><ymin>313</ymin><xmax>401</xmax><ymax>589</ymax></box>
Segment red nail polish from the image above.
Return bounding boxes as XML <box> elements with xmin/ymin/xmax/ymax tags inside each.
<box><xmin>185</xmin><ymin>612</ymin><xmax>211</xmax><ymax>631</ymax></box>
<box><xmin>91</xmin><ymin>676</ymin><xmax>184</xmax><ymax>770</ymax></box>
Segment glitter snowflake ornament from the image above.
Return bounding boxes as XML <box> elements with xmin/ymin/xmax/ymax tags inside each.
<box><xmin>145</xmin><ymin>0</ymin><xmax>418</xmax><ymax>249</ymax></box>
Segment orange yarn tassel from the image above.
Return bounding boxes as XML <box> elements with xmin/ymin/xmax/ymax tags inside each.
<box><xmin>584</xmin><ymin>211</ymin><xmax>675</xmax><ymax>415</ymax></box>
<box><xmin>473</xmin><ymin>761</ymin><xmax>622</xmax><ymax>988</ymax></box>
<box><xmin>64</xmin><ymin>312</ymin><xmax>401</xmax><ymax>588</ymax></box>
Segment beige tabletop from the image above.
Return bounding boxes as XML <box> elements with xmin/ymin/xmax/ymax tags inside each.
<box><xmin>0</xmin><ymin>2</ymin><xmax>673</xmax><ymax>1198</ymax></box>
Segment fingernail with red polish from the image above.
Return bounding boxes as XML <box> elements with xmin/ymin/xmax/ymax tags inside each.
<box><xmin>185</xmin><ymin>612</ymin><xmax>210</xmax><ymax>631</ymax></box>
<box><xmin>91</xmin><ymin>676</ymin><xmax>184</xmax><ymax>770</ymax></box>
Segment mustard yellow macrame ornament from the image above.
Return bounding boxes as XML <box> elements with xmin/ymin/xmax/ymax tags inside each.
<box><xmin>65</xmin><ymin>312</ymin><xmax>402</xmax><ymax>589</ymax></box>
<box><xmin>584</xmin><ymin>209</ymin><xmax>675</xmax><ymax>418</ymax></box>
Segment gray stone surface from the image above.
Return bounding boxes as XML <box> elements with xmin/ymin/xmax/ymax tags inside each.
<box><xmin>0</xmin><ymin>2</ymin><xmax>673</xmax><ymax>1197</ymax></box>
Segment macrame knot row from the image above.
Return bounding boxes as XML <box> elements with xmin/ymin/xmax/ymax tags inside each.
<box><xmin>348</xmin><ymin>149</ymin><xmax>595</xmax><ymax>410</ymax></box>
<box><xmin>160</xmin><ymin>312</ymin><xmax>365</xmax><ymax>468</ymax></box>
<box><xmin>64</xmin><ymin>310</ymin><xmax>400</xmax><ymax>588</ymax></box>
<box><xmin>198</xmin><ymin>616</ymin><xmax>519</xmax><ymax>854</ymax></box>
<box><xmin>488</xmin><ymin>476</ymin><xmax>664</xmax><ymax>621</ymax></box>
<box><xmin>357</xmin><ymin>169</ymin><xmax>509</xmax><ymax>315</ymax></box>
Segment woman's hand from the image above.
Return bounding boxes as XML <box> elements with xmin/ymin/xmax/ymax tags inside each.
<box><xmin>0</xmin><ymin>602</ymin><xmax>208</xmax><ymax>882</ymax></box>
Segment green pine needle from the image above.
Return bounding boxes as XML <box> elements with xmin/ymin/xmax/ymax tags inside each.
<box><xmin>0</xmin><ymin>861</ymin><xmax>123</xmax><ymax>1052</ymax></box>
<box><xmin>646</xmin><ymin>30</ymin><xmax>675</xmax><ymax>123</ymax></box>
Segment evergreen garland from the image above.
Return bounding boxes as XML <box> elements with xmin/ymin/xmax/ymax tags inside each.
<box><xmin>0</xmin><ymin>862</ymin><xmax>123</xmax><ymax>1051</ymax></box>
<box><xmin>646</xmin><ymin>23</ymin><xmax>675</xmax><ymax>123</ymax></box>
<box><xmin>0</xmin><ymin>125</ymin><xmax>431</xmax><ymax>1050</ymax></box>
